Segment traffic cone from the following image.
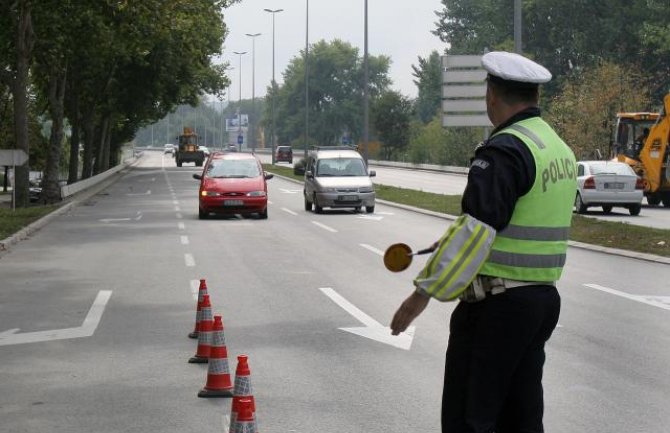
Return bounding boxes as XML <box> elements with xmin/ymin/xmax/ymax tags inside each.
<box><xmin>229</xmin><ymin>355</ymin><xmax>256</xmax><ymax>429</ymax></box>
<box><xmin>188</xmin><ymin>294</ymin><xmax>212</xmax><ymax>363</ymax></box>
<box><xmin>189</xmin><ymin>279</ymin><xmax>208</xmax><ymax>339</ymax></box>
<box><xmin>197</xmin><ymin>315</ymin><xmax>234</xmax><ymax>398</ymax></box>
<box><xmin>232</xmin><ymin>398</ymin><xmax>257</xmax><ymax>433</ymax></box>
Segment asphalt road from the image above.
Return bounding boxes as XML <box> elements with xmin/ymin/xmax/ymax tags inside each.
<box><xmin>1</xmin><ymin>151</ymin><xmax>669</xmax><ymax>432</ymax></box>
<box><xmin>263</xmin><ymin>153</ymin><xmax>670</xmax><ymax>230</ymax></box>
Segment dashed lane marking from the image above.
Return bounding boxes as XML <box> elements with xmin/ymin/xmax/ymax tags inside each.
<box><xmin>178</xmin><ymin>222</ymin><xmax>185</xmax><ymax>230</ymax></box>
<box><xmin>184</xmin><ymin>253</ymin><xmax>196</xmax><ymax>267</ymax></box>
<box><xmin>312</xmin><ymin>221</ymin><xmax>338</xmax><ymax>233</ymax></box>
<box><xmin>181</xmin><ymin>236</ymin><xmax>189</xmax><ymax>245</ymax></box>
<box><xmin>360</xmin><ymin>243</ymin><xmax>385</xmax><ymax>256</ymax></box>
<box><xmin>282</xmin><ymin>207</ymin><xmax>298</xmax><ymax>216</ymax></box>
<box><xmin>584</xmin><ymin>284</ymin><xmax>670</xmax><ymax>312</ymax></box>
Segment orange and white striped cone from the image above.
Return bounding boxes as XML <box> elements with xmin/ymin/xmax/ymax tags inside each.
<box><xmin>232</xmin><ymin>398</ymin><xmax>257</xmax><ymax>433</ymax></box>
<box><xmin>189</xmin><ymin>279</ymin><xmax>208</xmax><ymax>339</ymax></box>
<box><xmin>229</xmin><ymin>355</ymin><xmax>256</xmax><ymax>429</ymax></box>
<box><xmin>197</xmin><ymin>315</ymin><xmax>234</xmax><ymax>398</ymax></box>
<box><xmin>188</xmin><ymin>294</ymin><xmax>212</xmax><ymax>363</ymax></box>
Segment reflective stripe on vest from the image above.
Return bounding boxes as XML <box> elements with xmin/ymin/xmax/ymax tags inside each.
<box><xmin>479</xmin><ymin>117</ymin><xmax>576</xmax><ymax>282</ymax></box>
<box><xmin>414</xmin><ymin>213</ymin><xmax>496</xmax><ymax>302</ymax></box>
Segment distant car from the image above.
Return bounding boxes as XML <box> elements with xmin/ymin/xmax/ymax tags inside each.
<box><xmin>199</xmin><ymin>146</ymin><xmax>211</xmax><ymax>157</ymax></box>
<box><xmin>163</xmin><ymin>143</ymin><xmax>175</xmax><ymax>154</ymax></box>
<box><xmin>193</xmin><ymin>152</ymin><xmax>273</xmax><ymax>219</ymax></box>
<box><xmin>275</xmin><ymin>145</ymin><xmax>293</xmax><ymax>163</ymax></box>
<box><xmin>303</xmin><ymin>146</ymin><xmax>376</xmax><ymax>213</ymax></box>
<box><xmin>575</xmin><ymin>160</ymin><xmax>644</xmax><ymax>215</ymax></box>
<box><xmin>227</xmin><ymin>144</ymin><xmax>238</xmax><ymax>152</ymax></box>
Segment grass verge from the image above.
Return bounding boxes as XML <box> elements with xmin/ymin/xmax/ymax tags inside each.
<box><xmin>263</xmin><ymin>164</ymin><xmax>670</xmax><ymax>258</ymax></box>
<box><xmin>0</xmin><ymin>205</ymin><xmax>60</xmax><ymax>240</ymax></box>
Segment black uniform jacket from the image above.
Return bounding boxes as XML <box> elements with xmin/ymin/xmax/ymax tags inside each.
<box><xmin>461</xmin><ymin>107</ymin><xmax>541</xmax><ymax>231</ymax></box>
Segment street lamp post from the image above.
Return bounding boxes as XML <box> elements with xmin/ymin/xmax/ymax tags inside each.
<box><xmin>264</xmin><ymin>8</ymin><xmax>283</xmax><ymax>165</ymax></box>
<box><xmin>304</xmin><ymin>0</ymin><xmax>309</xmax><ymax>159</ymax></box>
<box><xmin>233</xmin><ymin>51</ymin><xmax>247</xmax><ymax>151</ymax></box>
<box><xmin>245</xmin><ymin>33</ymin><xmax>261</xmax><ymax>154</ymax></box>
<box><xmin>363</xmin><ymin>0</ymin><xmax>369</xmax><ymax>163</ymax></box>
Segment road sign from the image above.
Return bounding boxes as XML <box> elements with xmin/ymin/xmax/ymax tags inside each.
<box><xmin>0</xmin><ymin>149</ymin><xmax>28</xmax><ymax>166</ymax></box>
<box><xmin>237</xmin><ymin>134</ymin><xmax>244</xmax><ymax>145</ymax></box>
<box><xmin>441</xmin><ymin>55</ymin><xmax>492</xmax><ymax>128</ymax></box>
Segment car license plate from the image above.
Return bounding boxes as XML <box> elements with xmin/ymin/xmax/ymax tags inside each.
<box><xmin>338</xmin><ymin>195</ymin><xmax>359</xmax><ymax>201</ymax></box>
<box><xmin>604</xmin><ymin>182</ymin><xmax>624</xmax><ymax>189</ymax></box>
<box><xmin>223</xmin><ymin>199</ymin><xmax>244</xmax><ymax>206</ymax></box>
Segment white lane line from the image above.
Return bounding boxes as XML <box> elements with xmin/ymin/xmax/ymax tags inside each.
<box><xmin>178</xmin><ymin>222</ymin><xmax>185</xmax><ymax>230</ymax></box>
<box><xmin>184</xmin><ymin>253</ymin><xmax>196</xmax><ymax>267</ymax></box>
<box><xmin>172</xmin><ymin>200</ymin><xmax>179</xmax><ymax>205</ymax></box>
<box><xmin>181</xmin><ymin>235</ymin><xmax>189</xmax><ymax>245</ymax></box>
<box><xmin>175</xmin><ymin>206</ymin><xmax>181</xmax><ymax>212</ymax></box>
<box><xmin>190</xmin><ymin>280</ymin><xmax>199</xmax><ymax>301</ymax></box>
<box><xmin>360</xmin><ymin>243</ymin><xmax>385</xmax><ymax>256</ymax></box>
<box><xmin>312</xmin><ymin>221</ymin><xmax>338</xmax><ymax>233</ymax></box>
<box><xmin>584</xmin><ymin>284</ymin><xmax>670</xmax><ymax>311</ymax></box>
<box><xmin>282</xmin><ymin>207</ymin><xmax>298</xmax><ymax>216</ymax></box>
<box><xmin>267</xmin><ymin>200</ymin><xmax>274</xmax><ymax>205</ymax></box>
<box><xmin>176</xmin><ymin>213</ymin><xmax>183</xmax><ymax>219</ymax></box>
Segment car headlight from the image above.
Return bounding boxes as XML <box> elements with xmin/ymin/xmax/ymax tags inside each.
<box><xmin>201</xmin><ymin>191</ymin><xmax>222</xmax><ymax>197</ymax></box>
<box><xmin>358</xmin><ymin>186</ymin><xmax>374</xmax><ymax>193</ymax></box>
<box><xmin>246</xmin><ymin>191</ymin><xmax>266</xmax><ymax>197</ymax></box>
<box><xmin>320</xmin><ymin>187</ymin><xmax>336</xmax><ymax>193</ymax></box>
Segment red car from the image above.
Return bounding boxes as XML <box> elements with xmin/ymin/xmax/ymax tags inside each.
<box><xmin>193</xmin><ymin>152</ymin><xmax>273</xmax><ymax>219</ymax></box>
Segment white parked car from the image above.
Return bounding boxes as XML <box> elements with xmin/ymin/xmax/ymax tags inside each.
<box><xmin>163</xmin><ymin>143</ymin><xmax>175</xmax><ymax>154</ymax></box>
<box><xmin>575</xmin><ymin>160</ymin><xmax>644</xmax><ymax>215</ymax></box>
<box><xmin>199</xmin><ymin>146</ymin><xmax>210</xmax><ymax>157</ymax></box>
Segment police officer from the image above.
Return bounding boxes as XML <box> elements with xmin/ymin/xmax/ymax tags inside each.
<box><xmin>390</xmin><ymin>51</ymin><xmax>577</xmax><ymax>432</ymax></box>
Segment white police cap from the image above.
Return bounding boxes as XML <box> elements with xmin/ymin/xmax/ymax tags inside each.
<box><xmin>482</xmin><ymin>51</ymin><xmax>551</xmax><ymax>86</ymax></box>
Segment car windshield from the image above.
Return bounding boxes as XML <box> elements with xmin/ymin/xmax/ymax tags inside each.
<box><xmin>589</xmin><ymin>162</ymin><xmax>634</xmax><ymax>176</ymax></box>
<box><xmin>316</xmin><ymin>157</ymin><xmax>367</xmax><ymax>176</ymax></box>
<box><xmin>206</xmin><ymin>159</ymin><xmax>260</xmax><ymax>178</ymax></box>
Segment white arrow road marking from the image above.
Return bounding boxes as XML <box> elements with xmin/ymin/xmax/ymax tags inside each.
<box><xmin>0</xmin><ymin>290</ymin><xmax>112</xmax><ymax>347</ymax></box>
<box><xmin>359</xmin><ymin>243</ymin><xmax>385</xmax><ymax>256</ymax></box>
<box><xmin>99</xmin><ymin>211</ymin><xmax>142</xmax><ymax>223</ymax></box>
<box><xmin>319</xmin><ymin>287</ymin><xmax>415</xmax><ymax>350</ymax></box>
<box><xmin>282</xmin><ymin>207</ymin><xmax>298</xmax><ymax>216</ymax></box>
<box><xmin>312</xmin><ymin>221</ymin><xmax>338</xmax><ymax>233</ymax></box>
<box><xmin>584</xmin><ymin>284</ymin><xmax>670</xmax><ymax>312</ymax></box>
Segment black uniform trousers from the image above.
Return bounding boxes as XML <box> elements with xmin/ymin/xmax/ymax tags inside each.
<box><xmin>441</xmin><ymin>285</ymin><xmax>560</xmax><ymax>433</ymax></box>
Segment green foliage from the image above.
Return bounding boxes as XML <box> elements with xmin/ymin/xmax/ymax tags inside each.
<box><xmin>546</xmin><ymin>61</ymin><xmax>651</xmax><ymax>160</ymax></box>
<box><xmin>372</xmin><ymin>91</ymin><xmax>413</xmax><ymax>159</ymax></box>
<box><xmin>412</xmin><ymin>50</ymin><xmax>443</xmax><ymax>124</ymax></box>
<box><xmin>407</xmin><ymin>116</ymin><xmax>480</xmax><ymax>167</ymax></box>
<box><xmin>270</xmin><ymin>39</ymin><xmax>391</xmax><ymax>146</ymax></box>
<box><xmin>435</xmin><ymin>0</ymin><xmax>670</xmax><ymax>100</ymax></box>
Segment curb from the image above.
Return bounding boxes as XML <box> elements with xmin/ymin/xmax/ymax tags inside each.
<box><xmin>269</xmin><ymin>171</ymin><xmax>670</xmax><ymax>266</ymax></box>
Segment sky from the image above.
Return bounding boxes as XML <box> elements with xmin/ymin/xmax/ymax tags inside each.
<box><xmin>219</xmin><ymin>0</ymin><xmax>447</xmax><ymax>102</ymax></box>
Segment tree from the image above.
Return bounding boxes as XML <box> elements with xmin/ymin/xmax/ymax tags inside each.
<box><xmin>412</xmin><ymin>50</ymin><xmax>443</xmax><ymax>123</ymax></box>
<box><xmin>372</xmin><ymin>91</ymin><xmax>413</xmax><ymax>159</ymax></box>
<box><xmin>0</xmin><ymin>0</ymin><xmax>35</xmax><ymax>207</ymax></box>
<box><xmin>546</xmin><ymin>61</ymin><xmax>651</xmax><ymax>160</ymax></box>
<box><xmin>270</xmin><ymin>39</ymin><xmax>391</xmax><ymax>147</ymax></box>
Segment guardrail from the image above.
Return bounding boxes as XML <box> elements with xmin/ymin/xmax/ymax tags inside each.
<box><xmin>60</xmin><ymin>152</ymin><xmax>141</xmax><ymax>198</ymax></box>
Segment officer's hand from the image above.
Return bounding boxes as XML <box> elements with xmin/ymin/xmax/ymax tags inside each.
<box><xmin>390</xmin><ymin>291</ymin><xmax>430</xmax><ymax>335</ymax></box>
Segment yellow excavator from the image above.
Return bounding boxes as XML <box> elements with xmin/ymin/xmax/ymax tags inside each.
<box><xmin>612</xmin><ymin>92</ymin><xmax>670</xmax><ymax>206</ymax></box>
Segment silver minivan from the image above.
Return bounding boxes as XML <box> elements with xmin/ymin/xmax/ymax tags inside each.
<box><xmin>303</xmin><ymin>147</ymin><xmax>376</xmax><ymax>213</ymax></box>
